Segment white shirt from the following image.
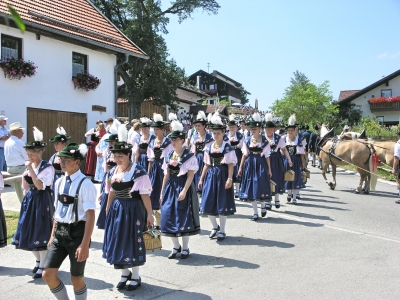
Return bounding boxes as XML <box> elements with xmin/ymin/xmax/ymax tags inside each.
<box><xmin>394</xmin><ymin>140</ymin><xmax>400</xmax><ymax>159</ymax></box>
<box><xmin>0</xmin><ymin>125</ymin><xmax>9</xmax><ymax>147</ymax></box>
<box><xmin>53</xmin><ymin>170</ymin><xmax>97</xmax><ymax>223</ymax></box>
<box><xmin>5</xmin><ymin>135</ymin><xmax>28</xmax><ymax>166</ymax></box>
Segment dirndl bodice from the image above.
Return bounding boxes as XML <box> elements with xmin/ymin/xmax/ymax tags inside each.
<box><xmin>153</xmin><ymin>147</ymin><xmax>163</xmax><ymax>159</ymax></box>
<box><xmin>139</xmin><ymin>143</ymin><xmax>149</xmax><ymax>154</ymax></box>
<box><xmin>286</xmin><ymin>145</ymin><xmax>297</xmax><ymax>155</ymax></box>
<box><xmin>209</xmin><ymin>152</ymin><xmax>225</xmax><ymax>166</ymax></box>
<box><xmin>111</xmin><ymin>180</ymin><xmax>140</xmax><ymax>199</ymax></box>
<box><xmin>195</xmin><ymin>142</ymin><xmax>205</xmax><ymax>153</ymax></box>
<box><xmin>168</xmin><ymin>164</ymin><xmax>180</xmax><ymax>176</ymax></box>
<box><xmin>52</xmin><ymin>162</ymin><xmax>63</xmax><ymax>174</ymax></box>
<box><xmin>230</xmin><ymin>141</ymin><xmax>239</xmax><ymax>149</ymax></box>
<box><xmin>248</xmin><ymin>146</ymin><xmax>262</xmax><ymax>155</ymax></box>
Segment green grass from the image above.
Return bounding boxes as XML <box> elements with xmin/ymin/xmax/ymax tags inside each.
<box><xmin>4</xmin><ymin>210</ymin><xmax>19</xmax><ymax>244</ymax></box>
<box><xmin>339</xmin><ymin>164</ymin><xmax>396</xmax><ymax>181</ymax></box>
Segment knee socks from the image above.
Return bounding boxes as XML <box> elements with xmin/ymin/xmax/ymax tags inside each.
<box><xmin>234</xmin><ymin>183</ymin><xmax>240</xmax><ymax>194</ymax></box>
<box><xmin>170</xmin><ymin>237</ymin><xmax>180</xmax><ymax>252</ymax></box>
<box><xmin>120</xmin><ymin>269</ymin><xmax>130</xmax><ymax>282</ymax></box>
<box><xmin>74</xmin><ymin>285</ymin><xmax>87</xmax><ymax>300</ymax></box>
<box><xmin>275</xmin><ymin>194</ymin><xmax>280</xmax><ymax>203</ymax></box>
<box><xmin>37</xmin><ymin>250</ymin><xmax>47</xmax><ymax>274</ymax></box>
<box><xmin>130</xmin><ymin>266</ymin><xmax>140</xmax><ymax>282</ymax></box>
<box><xmin>292</xmin><ymin>189</ymin><xmax>299</xmax><ymax>202</ymax></box>
<box><xmin>182</xmin><ymin>236</ymin><xmax>190</xmax><ymax>250</ymax></box>
<box><xmin>252</xmin><ymin>201</ymin><xmax>258</xmax><ymax>215</ymax></box>
<box><xmin>219</xmin><ymin>215</ymin><xmax>227</xmax><ymax>233</ymax></box>
<box><xmin>208</xmin><ymin>215</ymin><xmax>218</xmax><ymax>229</ymax></box>
<box><xmin>50</xmin><ymin>281</ymin><xmax>70</xmax><ymax>300</ymax></box>
<box><xmin>32</xmin><ymin>251</ymin><xmax>40</xmax><ymax>268</ymax></box>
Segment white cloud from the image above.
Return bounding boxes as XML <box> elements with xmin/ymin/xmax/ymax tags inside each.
<box><xmin>377</xmin><ymin>52</ymin><xmax>388</xmax><ymax>59</ymax></box>
<box><xmin>377</xmin><ymin>51</ymin><xmax>400</xmax><ymax>59</ymax></box>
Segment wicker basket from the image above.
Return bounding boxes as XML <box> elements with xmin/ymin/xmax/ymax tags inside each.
<box><xmin>270</xmin><ymin>180</ymin><xmax>276</xmax><ymax>193</ymax></box>
<box><xmin>302</xmin><ymin>171</ymin><xmax>307</xmax><ymax>183</ymax></box>
<box><xmin>304</xmin><ymin>168</ymin><xmax>311</xmax><ymax>179</ymax></box>
<box><xmin>143</xmin><ymin>227</ymin><xmax>162</xmax><ymax>252</ymax></box>
<box><xmin>284</xmin><ymin>170</ymin><xmax>295</xmax><ymax>181</ymax></box>
<box><xmin>154</xmin><ymin>210</ymin><xmax>161</xmax><ymax>227</ymax></box>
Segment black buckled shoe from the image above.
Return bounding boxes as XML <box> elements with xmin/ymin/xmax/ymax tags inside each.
<box><xmin>181</xmin><ymin>249</ymin><xmax>190</xmax><ymax>259</ymax></box>
<box><xmin>261</xmin><ymin>208</ymin><xmax>267</xmax><ymax>217</ymax></box>
<box><xmin>275</xmin><ymin>201</ymin><xmax>281</xmax><ymax>209</ymax></box>
<box><xmin>168</xmin><ymin>246</ymin><xmax>182</xmax><ymax>259</ymax></box>
<box><xmin>209</xmin><ymin>225</ymin><xmax>220</xmax><ymax>238</ymax></box>
<box><xmin>116</xmin><ymin>271</ymin><xmax>132</xmax><ymax>289</ymax></box>
<box><xmin>217</xmin><ymin>232</ymin><xmax>226</xmax><ymax>241</ymax></box>
<box><xmin>32</xmin><ymin>261</ymin><xmax>40</xmax><ymax>273</ymax></box>
<box><xmin>287</xmin><ymin>195</ymin><xmax>292</xmax><ymax>202</ymax></box>
<box><xmin>126</xmin><ymin>277</ymin><xmax>141</xmax><ymax>291</ymax></box>
<box><xmin>32</xmin><ymin>268</ymin><xmax>43</xmax><ymax>279</ymax></box>
<box><xmin>266</xmin><ymin>202</ymin><xmax>272</xmax><ymax>210</ymax></box>
<box><xmin>251</xmin><ymin>214</ymin><xmax>259</xmax><ymax>221</ymax></box>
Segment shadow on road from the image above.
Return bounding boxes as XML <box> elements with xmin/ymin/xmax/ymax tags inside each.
<box><xmin>276</xmin><ymin>210</ymin><xmax>334</xmax><ymax>221</ymax></box>
<box><xmin>262</xmin><ymin>216</ymin><xmax>323</xmax><ymax>227</ymax></box>
<box><xmin>300</xmin><ymin>193</ymin><xmax>340</xmax><ymax>200</ymax></box>
<box><xmin>296</xmin><ymin>201</ymin><xmax>349</xmax><ymax>211</ymax></box>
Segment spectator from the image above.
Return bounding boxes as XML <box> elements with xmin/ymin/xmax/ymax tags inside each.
<box><xmin>0</xmin><ymin>115</ymin><xmax>10</xmax><ymax>173</ymax></box>
<box><xmin>4</xmin><ymin>122</ymin><xmax>28</xmax><ymax>203</ymax></box>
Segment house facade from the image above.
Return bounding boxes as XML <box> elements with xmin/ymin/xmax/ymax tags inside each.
<box><xmin>338</xmin><ymin>69</ymin><xmax>400</xmax><ymax>125</ymax></box>
<box><xmin>0</xmin><ymin>0</ymin><xmax>147</xmax><ymax>159</ymax></box>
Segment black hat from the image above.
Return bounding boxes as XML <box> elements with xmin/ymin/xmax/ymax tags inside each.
<box><xmin>228</xmin><ymin>120</ymin><xmax>238</xmax><ymax>126</ymax></box>
<box><xmin>193</xmin><ymin>111</ymin><xmax>207</xmax><ymax>125</ymax></box>
<box><xmin>264</xmin><ymin>121</ymin><xmax>276</xmax><ymax>128</ymax></box>
<box><xmin>49</xmin><ymin>134</ymin><xmax>70</xmax><ymax>143</ymax></box>
<box><xmin>151</xmin><ymin>121</ymin><xmax>165</xmax><ymax>128</ymax></box>
<box><xmin>305</xmin><ymin>125</ymin><xmax>310</xmax><ymax>130</ymax></box>
<box><xmin>169</xmin><ymin>130</ymin><xmax>187</xmax><ymax>138</ymax></box>
<box><xmin>104</xmin><ymin>134</ymin><xmax>118</xmax><ymax>142</ymax></box>
<box><xmin>104</xmin><ymin>118</ymin><xmax>113</xmax><ymax>123</ymax></box>
<box><xmin>58</xmin><ymin>143</ymin><xmax>87</xmax><ymax>160</ymax></box>
<box><xmin>314</xmin><ymin>125</ymin><xmax>319</xmax><ymax>131</ymax></box>
<box><xmin>24</xmin><ymin>141</ymin><xmax>47</xmax><ymax>149</ymax></box>
<box><xmin>109</xmin><ymin>141</ymin><xmax>133</xmax><ymax>152</ymax></box>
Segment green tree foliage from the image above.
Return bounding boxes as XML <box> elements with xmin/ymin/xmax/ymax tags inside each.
<box><xmin>92</xmin><ymin>0</ymin><xmax>220</xmax><ymax>118</ymax></box>
<box><xmin>219</xmin><ymin>99</ymin><xmax>231</xmax><ymax>107</ymax></box>
<box><xmin>271</xmin><ymin>71</ymin><xmax>338</xmax><ymax>126</ymax></box>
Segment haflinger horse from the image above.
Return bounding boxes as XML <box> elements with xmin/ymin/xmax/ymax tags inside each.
<box><xmin>369</xmin><ymin>141</ymin><xmax>395</xmax><ymax>168</ymax></box>
<box><xmin>318</xmin><ymin>125</ymin><xmax>378</xmax><ymax>194</ymax></box>
<box><xmin>338</xmin><ymin>129</ymin><xmax>367</xmax><ymax>140</ymax></box>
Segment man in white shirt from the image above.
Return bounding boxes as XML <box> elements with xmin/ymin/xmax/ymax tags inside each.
<box><xmin>42</xmin><ymin>143</ymin><xmax>96</xmax><ymax>300</ymax></box>
<box><xmin>0</xmin><ymin>115</ymin><xmax>10</xmax><ymax>172</ymax></box>
<box><xmin>4</xmin><ymin>122</ymin><xmax>28</xmax><ymax>203</ymax></box>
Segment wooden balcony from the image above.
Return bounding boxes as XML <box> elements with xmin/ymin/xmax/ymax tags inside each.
<box><xmin>369</xmin><ymin>101</ymin><xmax>400</xmax><ymax>112</ymax></box>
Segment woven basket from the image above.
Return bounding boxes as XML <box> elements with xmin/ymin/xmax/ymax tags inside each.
<box><xmin>302</xmin><ymin>171</ymin><xmax>307</xmax><ymax>183</ymax></box>
<box><xmin>270</xmin><ymin>180</ymin><xmax>276</xmax><ymax>193</ymax></box>
<box><xmin>143</xmin><ymin>227</ymin><xmax>162</xmax><ymax>252</ymax></box>
<box><xmin>284</xmin><ymin>170</ymin><xmax>295</xmax><ymax>181</ymax></box>
<box><xmin>154</xmin><ymin>210</ymin><xmax>161</xmax><ymax>227</ymax></box>
<box><xmin>304</xmin><ymin>168</ymin><xmax>311</xmax><ymax>179</ymax></box>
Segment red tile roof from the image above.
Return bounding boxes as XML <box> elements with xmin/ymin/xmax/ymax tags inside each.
<box><xmin>176</xmin><ymin>91</ymin><xmax>201</xmax><ymax>105</ymax></box>
<box><xmin>206</xmin><ymin>104</ymin><xmax>226</xmax><ymax>114</ymax></box>
<box><xmin>338</xmin><ymin>90</ymin><xmax>360</xmax><ymax>102</ymax></box>
<box><xmin>1</xmin><ymin>0</ymin><xmax>147</xmax><ymax>57</ymax></box>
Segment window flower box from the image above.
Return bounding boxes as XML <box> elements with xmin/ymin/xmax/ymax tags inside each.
<box><xmin>72</xmin><ymin>71</ymin><xmax>101</xmax><ymax>91</ymax></box>
<box><xmin>368</xmin><ymin>96</ymin><xmax>400</xmax><ymax>112</ymax></box>
<box><xmin>0</xmin><ymin>56</ymin><xmax>37</xmax><ymax>80</ymax></box>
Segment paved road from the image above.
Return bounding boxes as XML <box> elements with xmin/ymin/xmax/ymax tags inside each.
<box><xmin>1</xmin><ymin>167</ymin><xmax>399</xmax><ymax>300</ymax></box>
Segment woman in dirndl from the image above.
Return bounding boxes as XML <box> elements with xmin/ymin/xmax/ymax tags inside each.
<box><xmin>160</xmin><ymin>120</ymin><xmax>200</xmax><ymax>259</ymax></box>
<box><xmin>190</xmin><ymin>111</ymin><xmax>214</xmax><ymax>197</ymax></box>
<box><xmin>103</xmin><ymin>125</ymin><xmax>154</xmax><ymax>291</ymax></box>
<box><xmin>226</xmin><ymin>114</ymin><xmax>243</xmax><ymax>198</ymax></box>
<box><xmin>11</xmin><ymin>127</ymin><xmax>55</xmax><ymax>279</ymax></box>
<box><xmin>264</xmin><ymin>113</ymin><xmax>292</xmax><ymax>209</ymax></box>
<box><xmin>238</xmin><ymin>113</ymin><xmax>272</xmax><ymax>221</ymax></box>
<box><xmin>134</xmin><ymin>117</ymin><xmax>155</xmax><ymax>172</ymax></box>
<box><xmin>283</xmin><ymin>115</ymin><xmax>306</xmax><ymax>204</ymax></box>
<box><xmin>49</xmin><ymin>126</ymin><xmax>70</xmax><ymax>191</ymax></box>
<box><xmin>199</xmin><ymin>113</ymin><xmax>237</xmax><ymax>241</ymax></box>
<box><xmin>84</xmin><ymin>120</ymin><xmax>105</xmax><ymax>178</ymax></box>
<box><xmin>0</xmin><ymin>173</ymin><xmax>6</xmax><ymax>248</ymax></box>
<box><xmin>96</xmin><ymin>119</ymin><xmax>120</xmax><ymax>229</ymax></box>
<box><xmin>148</xmin><ymin>114</ymin><xmax>173</xmax><ymax>227</ymax></box>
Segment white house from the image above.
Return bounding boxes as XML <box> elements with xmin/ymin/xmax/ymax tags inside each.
<box><xmin>0</xmin><ymin>0</ymin><xmax>148</xmax><ymax>159</ymax></box>
<box><xmin>338</xmin><ymin>69</ymin><xmax>400</xmax><ymax>125</ymax></box>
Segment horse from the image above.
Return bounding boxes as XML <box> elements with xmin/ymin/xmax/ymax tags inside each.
<box><xmin>318</xmin><ymin>125</ymin><xmax>378</xmax><ymax>194</ymax></box>
<box><xmin>338</xmin><ymin>129</ymin><xmax>367</xmax><ymax>140</ymax></box>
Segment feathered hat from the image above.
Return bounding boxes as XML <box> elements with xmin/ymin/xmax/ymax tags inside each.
<box><xmin>169</xmin><ymin>120</ymin><xmax>186</xmax><ymax>139</ymax></box>
<box><xmin>105</xmin><ymin>119</ymin><xmax>121</xmax><ymax>142</ymax></box>
<box><xmin>286</xmin><ymin>114</ymin><xmax>297</xmax><ymax>129</ymax></box>
<box><xmin>193</xmin><ymin>110</ymin><xmax>207</xmax><ymax>125</ymax></box>
<box><xmin>49</xmin><ymin>125</ymin><xmax>71</xmax><ymax>143</ymax></box>
<box><xmin>110</xmin><ymin>122</ymin><xmax>133</xmax><ymax>152</ymax></box>
<box><xmin>248</xmin><ymin>112</ymin><xmax>263</xmax><ymax>128</ymax></box>
<box><xmin>151</xmin><ymin>113</ymin><xmax>165</xmax><ymax>128</ymax></box>
<box><xmin>58</xmin><ymin>142</ymin><xmax>88</xmax><ymax>160</ymax></box>
<box><xmin>206</xmin><ymin>112</ymin><xmax>213</xmax><ymax>127</ymax></box>
<box><xmin>264</xmin><ymin>113</ymin><xmax>276</xmax><ymax>128</ymax></box>
<box><xmin>139</xmin><ymin>117</ymin><xmax>151</xmax><ymax>128</ymax></box>
<box><xmin>25</xmin><ymin>126</ymin><xmax>47</xmax><ymax>149</ymax></box>
<box><xmin>210</xmin><ymin>112</ymin><xmax>225</xmax><ymax>130</ymax></box>
<box><xmin>228</xmin><ymin>114</ymin><xmax>238</xmax><ymax>126</ymax></box>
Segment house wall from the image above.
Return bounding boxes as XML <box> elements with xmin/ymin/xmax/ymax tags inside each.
<box><xmin>0</xmin><ymin>26</ymin><xmax>116</xmax><ymax>142</ymax></box>
<box><xmin>350</xmin><ymin>76</ymin><xmax>400</xmax><ymax>123</ymax></box>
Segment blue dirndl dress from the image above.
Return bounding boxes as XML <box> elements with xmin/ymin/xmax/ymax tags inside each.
<box><xmin>201</xmin><ymin>143</ymin><xmax>236</xmax><ymax>216</ymax></box>
<box><xmin>94</xmin><ymin>137</ymin><xmax>108</xmax><ymax>181</ymax></box>
<box><xmin>239</xmin><ymin>136</ymin><xmax>271</xmax><ymax>201</ymax></box>
<box><xmin>283</xmin><ymin>137</ymin><xmax>304</xmax><ymax>190</ymax></box>
<box><xmin>137</xmin><ymin>135</ymin><xmax>155</xmax><ymax>172</ymax></box>
<box><xmin>191</xmin><ymin>132</ymin><xmax>214</xmax><ymax>193</ymax></box>
<box><xmin>49</xmin><ymin>153</ymin><xmax>64</xmax><ymax>192</ymax></box>
<box><xmin>96</xmin><ymin>151</ymin><xmax>116</xmax><ymax>229</ymax></box>
<box><xmin>148</xmin><ymin>137</ymin><xmax>171</xmax><ymax>211</ymax></box>
<box><xmin>226</xmin><ymin>132</ymin><xmax>243</xmax><ymax>183</ymax></box>
<box><xmin>160</xmin><ymin>149</ymin><xmax>200</xmax><ymax>237</ymax></box>
<box><xmin>12</xmin><ymin>161</ymin><xmax>54</xmax><ymax>251</ymax></box>
<box><xmin>268</xmin><ymin>133</ymin><xmax>285</xmax><ymax>195</ymax></box>
<box><xmin>103</xmin><ymin>164</ymin><xmax>149</xmax><ymax>269</ymax></box>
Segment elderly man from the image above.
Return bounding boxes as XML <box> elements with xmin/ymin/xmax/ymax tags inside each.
<box><xmin>0</xmin><ymin>115</ymin><xmax>10</xmax><ymax>172</ymax></box>
<box><xmin>5</xmin><ymin>122</ymin><xmax>28</xmax><ymax>203</ymax></box>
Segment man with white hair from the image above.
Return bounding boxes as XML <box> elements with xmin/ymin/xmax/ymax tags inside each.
<box><xmin>5</xmin><ymin>122</ymin><xmax>28</xmax><ymax>203</ymax></box>
<box><xmin>0</xmin><ymin>115</ymin><xmax>10</xmax><ymax>172</ymax></box>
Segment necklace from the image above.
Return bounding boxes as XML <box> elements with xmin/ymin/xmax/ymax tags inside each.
<box><xmin>213</xmin><ymin>142</ymin><xmax>223</xmax><ymax>149</ymax></box>
<box><xmin>118</xmin><ymin>162</ymin><xmax>132</xmax><ymax>174</ymax></box>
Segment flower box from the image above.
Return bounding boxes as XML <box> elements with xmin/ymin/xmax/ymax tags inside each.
<box><xmin>72</xmin><ymin>71</ymin><xmax>101</xmax><ymax>91</ymax></box>
<box><xmin>0</xmin><ymin>56</ymin><xmax>37</xmax><ymax>80</ymax></box>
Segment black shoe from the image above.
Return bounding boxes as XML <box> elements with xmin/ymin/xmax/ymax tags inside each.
<box><xmin>251</xmin><ymin>214</ymin><xmax>259</xmax><ymax>221</ymax></box>
<box><xmin>209</xmin><ymin>225</ymin><xmax>220</xmax><ymax>238</ymax></box>
<box><xmin>116</xmin><ymin>271</ymin><xmax>132</xmax><ymax>289</ymax></box>
<box><xmin>217</xmin><ymin>232</ymin><xmax>226</xmax><ymax>241</ymax></box>
<box><xmin>287</xmin><ymin>195</ymin><xmax>292</xmax><ymax>202</ymax></box>
<box><xmin>32</xmin><ymin>268</ymin><xmax>42</xmax><ymax>279</ymax></box>
<box><xmin>181</xmin><ymin>249</ymin><xmax>190</xmax><ymax>259</ymax></box>
<box><xmin>234</xmin><ymin>194</ymin><xmax>238</xmax><ymax>198</ymax></box>
<box><xmin>261</xmin><ymin>209</ymin><xmax>267</xmax><ymax>217</ymax></box>
<box><xmin>296</xmin><ymin>195</ymin><xmax>301</xmax><ymax>199</ymax></box>
<box><xmin>275</xmin><ymin>202</ymin><xmax>281</xmax><ymax>209</ymax></box>
<box><xmin>168</xmin><ymin>246</ymin><xmax>181</xmax><ymax>259</ymax></box>
<box><xmin>126</xmin><ymin>277</ymin><xmax>141</xmax><ymax>291</ymax></box>
<box><xmin>4</xmin><ymin>184</ymin><xmax>11</xmax><ymax>187</ymax></box>
<box><xmin>266</xmin><ymin>205</ymin><xmax>272</xmax><ymax>211</ymax></box>
<box><xmin>32</xmin><ymin>261</ymin><xmax>40</xmax><ymax>273</ymax></box>
<box><xmin>395</xmin><ymin>200</ymin><xmax>400</xmax><ymax>204</ymax></box>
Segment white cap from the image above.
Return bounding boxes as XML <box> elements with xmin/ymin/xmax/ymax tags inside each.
<box><xmin>9</xmin><ymin>122</ymin><xmax>25</xmax><ymax>131</ymax></box>
<box><xmin>0</xmin><ymin>115</ymin><xmax>8</xmax><ymax>121</ymax></box>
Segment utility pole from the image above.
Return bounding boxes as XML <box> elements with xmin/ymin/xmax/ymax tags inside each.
<box><xmin>207</xmin><ymin>63</ymin><xmax>210</xmax><ymax>73</ymax></box>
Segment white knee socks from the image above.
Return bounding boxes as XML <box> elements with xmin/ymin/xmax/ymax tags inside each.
<box><xmin>219</xmin><ymin>215</ymin><xmax>227</xmax><ymax>233</ymax></box>
<box><xmin>182</xmin><ymin>236</ymin><xmax>190</xmax><ymax>250</ymax></box>
<box><xmin>208</xmin><ymin>215</ymin><xmax>218</xmax><ymax>229</ymax></box>
<box><xmin>37</xmin><ymin>250</ymin><xmax>47</xmax><ymax>274</ymax></box>
<box><xmin>252</xmin><ymin>201</ymin><xmax>258</xmax><ymax>214</ymax></box>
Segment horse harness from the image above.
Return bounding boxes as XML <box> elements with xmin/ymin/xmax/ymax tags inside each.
<box><xmin>319</xmin><ymin>138</ymin><xmax>372</xmax><ymax>165</ymax></box>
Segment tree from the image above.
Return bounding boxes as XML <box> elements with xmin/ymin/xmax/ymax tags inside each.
<box><xmin>271</xmin><ymin>71</ymin><xmax>338</xmax><ymax>126</ymax></box>
<box><xmin>92</xmin><ymin>0</ymin><xmax>220</xmax><ymax>118</ymax></box>
<box><xmin>240</xmin><ymin>87</ymin><xmax>250</xmax><ymax>105</ymax></box>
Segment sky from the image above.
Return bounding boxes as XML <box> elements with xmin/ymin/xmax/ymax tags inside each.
<box><xmin>161</xmin><ymin>0</ymin><xmax>400</xmax><ymax>112</ymax></box>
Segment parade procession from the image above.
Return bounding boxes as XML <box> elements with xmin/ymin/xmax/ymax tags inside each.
<box><xmin>1</xmin><ymin>1</ymin><xmax>400</xmax><ymax>300</ymax></box>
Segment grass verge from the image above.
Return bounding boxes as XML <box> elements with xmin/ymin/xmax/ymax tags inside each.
<box><xmin>4</xmin><ymin>210</ymin><xmax>19</xmax><ymax>244</ymax></box>
<box><xmin>339</xmin><ymin>164</ymin><xmax>396</xmax><ymax>181</ymax></box>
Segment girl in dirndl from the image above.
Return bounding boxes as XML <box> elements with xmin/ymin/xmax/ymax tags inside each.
<box><xmin>12</xmin><ymin>127</ymin><xmax>55</xmax><ymax>279</ymax></box>
<box><xmin>160</xmin><ymin>120</ymin><xmax>200</xmax><ymax>259</ymax></box>
<box><xmin>226</xmin><ymin>114</ymin><xmax>243</xmax><ymax>198</ymax></box>
<box><xmin>148</xmin><ymin>114</ymin><xmax>173</xmax><ymax>226</ymax></box>
<box><xmin>0</xmin><ymin>173</ymin><xmax>6</xmax><ymax>248</ymax></box>
<box><xmin>134</xmin><ymin>117</ymin><xmax>155</xmax><ymax>172</ymax></box>
<box><xmin>283</xmin><ymin>115</ymin><xmax>306</xmax><ymax>204</ymax></box>
<box><xmin>103</xmin><ymin>125</ymin><xmax>154</xmax><ymax>291</ymax></box>
<box><xmin>264</xmin><ymin>113</ymin><xmax>292</xmax><ymax>209</ymax></box>
<box><xmin>199</xmin><ymin>113</ymin><xmax>237</xmax><ymax>241</ymax></box>
<box><xmin>48</xmin><ymin>126</ymin><xmax>70</xmax><ymax>191</ymax></box>
<box><xmin>238</xmin><ymin>113</ymin><xmax>272</xmax><ymax>221</ymax></box>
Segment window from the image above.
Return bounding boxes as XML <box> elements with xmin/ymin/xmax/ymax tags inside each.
<box><xmin>72</xmin><ymin>52</ymin><xmax>87</xmax><ymax>77</ymax></box>
<box><xmin>1</xmin><ymin>34</ymin><xmax>22</xmax><ymax>60</ymax></box>
<box><xmin>381</xmin><ymin>89</ymin><xmax>392</xmax><ymax>97</ymax></box>
<box><xmin>210</xmin><ymin>99</ymin><xmax>215</xmax><ymax>105</ymax></box>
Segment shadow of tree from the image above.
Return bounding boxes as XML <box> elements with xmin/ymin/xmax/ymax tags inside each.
<box><xmin>274</xmin><ymin>210</ymin><xmax>334</xmax><ymax>221</ymax></box>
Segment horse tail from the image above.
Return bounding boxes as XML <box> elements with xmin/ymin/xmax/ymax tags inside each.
<box><xmin>369</xmin><ymin>154</ymin><xmax>378</xmax><ymax>191</ymax></box>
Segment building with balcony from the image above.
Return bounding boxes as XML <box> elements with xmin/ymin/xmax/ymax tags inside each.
<box><xmin>338</xmin><ymin>69</ymin><xmax>400</xmax><ymax>125</ymax></box>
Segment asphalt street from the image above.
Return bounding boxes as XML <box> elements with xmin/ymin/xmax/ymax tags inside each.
<box><xmin>1</xmin><ymin>167</ymin><xmax>399</xmax><ymax>300</ymax></box>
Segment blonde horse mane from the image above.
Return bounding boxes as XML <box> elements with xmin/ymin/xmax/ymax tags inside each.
<box><xmin>320</xmin><ymin>124</ymin><xmax>329</xmax><ymax>137</ymax></box>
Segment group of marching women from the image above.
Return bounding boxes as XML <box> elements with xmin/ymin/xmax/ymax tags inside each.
<box><xmin>3</xmin><ymin>110</ymin><xmax>308</xmax><ymax>298</ymax></box>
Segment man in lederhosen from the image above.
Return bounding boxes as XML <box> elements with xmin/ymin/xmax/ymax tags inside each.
<box><xmin>42</xmin><ymin>143</ymin><xmax>97</xmax><ymax>300</ymax></box>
